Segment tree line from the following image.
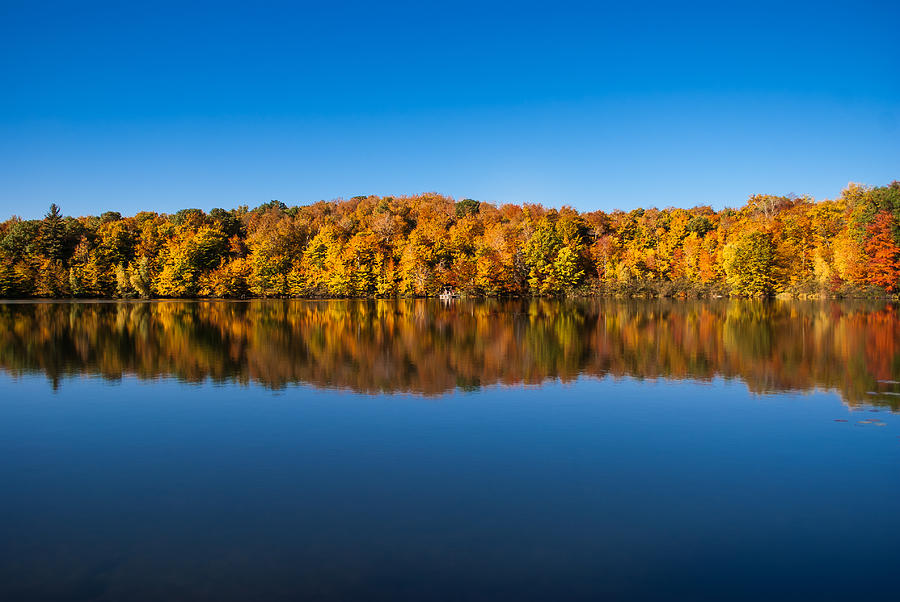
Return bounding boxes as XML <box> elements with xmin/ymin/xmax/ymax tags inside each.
<box><xmin>0</xmin><ymin>182</ymin><xmax>898</xmax><ymax>299</ymax></box>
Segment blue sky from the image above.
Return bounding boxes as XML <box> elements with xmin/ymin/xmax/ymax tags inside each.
<box><xmin>1</xmin><ymin>0</ymin><xmax>898</xmax><ymax>218</ymax></box>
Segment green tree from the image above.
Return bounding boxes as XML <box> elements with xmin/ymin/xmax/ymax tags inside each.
<box><xmin>39</xmin><ymin>204</ymin><xmax>66</xmax><ymax>262</ymax></box>
<box><xmin>455</xmin><ymin>198</ymin><xmax>480</xmax><ymax>218</ymax></box>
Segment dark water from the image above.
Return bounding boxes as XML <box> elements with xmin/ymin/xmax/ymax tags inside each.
<box><xmin>0</xmin><ymin>299</ymin><xmax>898</xmax><ymax>601</ymax></box>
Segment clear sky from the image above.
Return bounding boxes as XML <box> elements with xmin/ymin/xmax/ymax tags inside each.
<box><xmin>1</xmin><ymin>0</ymin><xmax>898</xmax><ymax>218</ymax></box>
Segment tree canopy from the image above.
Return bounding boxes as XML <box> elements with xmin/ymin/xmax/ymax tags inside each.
<box><xmin>1</xmin><ymin>183</ymin><xmax>898</xmax><ymax>299</ymax></box>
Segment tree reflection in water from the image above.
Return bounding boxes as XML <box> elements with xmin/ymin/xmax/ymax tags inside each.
<box><xmin>0</xmin><ymin>299</ymin><xmax>897</xmax><ymax>407</ymax></box>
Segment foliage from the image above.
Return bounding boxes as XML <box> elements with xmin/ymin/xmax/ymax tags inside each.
<box><xmin>1</xmin><ymin>183</ymin><xmax>898</xmax><ymax>299</ymax></box>
<box><xmin>723</xmin><ymin>231</ymin><xmax>776</xmax><ymax>296</ymax></box>
<box><xmin>865</xmin><ymin>211</ymin><xmax>900</xmax><ymax>292</ymax></box>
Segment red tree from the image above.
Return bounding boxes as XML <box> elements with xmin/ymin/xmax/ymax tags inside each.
<box><xmin>865</xmin><ymin>210</ymin><xmax>900</xmax><ymax>292</ymax></box>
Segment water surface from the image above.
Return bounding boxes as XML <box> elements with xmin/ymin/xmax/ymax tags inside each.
<box><xmin>1</xmin><ymin>299</ymin><xmax>898</xmax><ymax>601</ymax></box>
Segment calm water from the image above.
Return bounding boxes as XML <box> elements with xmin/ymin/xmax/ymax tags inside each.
<box><xmin>0</xmin><ymin>299</ymin><xmax>898</xmax><ymax>601</ymax></box>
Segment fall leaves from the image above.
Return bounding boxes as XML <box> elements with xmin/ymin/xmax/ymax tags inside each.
<box><xmin>0</xmin><ymin>182</ymin><xmax>898</xmax><ymax>299</ymax></box>
<box><xmin>865</xmin><ymin>211</ymin><xmax>900</xmax><ymax>292</ymax></box>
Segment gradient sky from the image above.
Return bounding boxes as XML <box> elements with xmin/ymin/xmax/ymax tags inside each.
<box><xmin>1</xmin><ymin>0</ymin><xmax>898</xmax><ymax>218</ymax></box>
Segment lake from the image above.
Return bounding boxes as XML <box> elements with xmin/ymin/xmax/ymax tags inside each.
<box><xmin>0</xmin><ymin>299</ymin><xmax>898</xmax><ymax>601</ymax></box>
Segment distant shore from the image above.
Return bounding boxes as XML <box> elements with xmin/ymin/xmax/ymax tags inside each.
<box><xmin>2</xmin><ymin>183</ymin><xmax>898</xmax><ymax>301</ymax></box>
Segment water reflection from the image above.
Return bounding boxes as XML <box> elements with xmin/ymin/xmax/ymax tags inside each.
<box><xmin>0</xmin><ymin>299</ymin><xmax>897</xmax><ymax>406</ymax></box>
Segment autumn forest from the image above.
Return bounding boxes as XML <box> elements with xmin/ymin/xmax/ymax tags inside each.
<box><xmin>1</xmin><ymin>182</ymin><xmax>898</xmax><ymax>299</ymax></box>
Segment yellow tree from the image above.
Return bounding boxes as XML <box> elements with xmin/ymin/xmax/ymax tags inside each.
<box><xmin>723</xmin><ymin>230</ymin><xmax>776</xmax><ymax>296</ymax></box>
